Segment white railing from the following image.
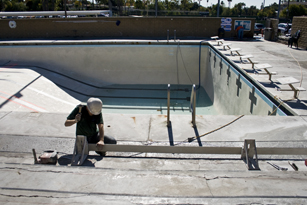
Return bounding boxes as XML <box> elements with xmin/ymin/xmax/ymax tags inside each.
<box><xmin>167</xmin><ymin>84</ymin><xmax>171</xmax><ymax>127</ymax></box>
<box><xmin>0</xmin><ymin>10</ymin><xmax>111</xmax><ymax>17</ymax></box>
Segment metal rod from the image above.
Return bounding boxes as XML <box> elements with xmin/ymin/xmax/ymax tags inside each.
<box><xmin>32</xmin><ymin>149</ymin><xmax>38</xmax><ymax>164</ymax></box>
<box><xmin>167</xmin><ymin>84</ymin><xmax>170</xmax><ymax>127</ymax></box>
<box><xmin>64</xmin><ymin>0</ymin><xmax>67</xmax><ymax>18</ymax></box>
<box><xmin>155</xmin><ymin>0</ymin><xmax>158</xmax><ymax>17</ymax></box>
<box><xmin>190</xmin><ymin>84</ymin><xmax>196</xmax><ymax>127</ymax></box>
<box><xmin>167</xmin><ymin>30</ymin><xmax>169</xmax><ymax>42</ymax></box>
<box><xmin>174</xmin><ymin>30</ymin><xmax>176</xmax><ymax>41</ymax></box>
<box><xmin>277</xmin><ymin>0</ymin><xmax>281</xmax><ymax>20</ymax></box>
<box><xmin>217</xmin><ymin>0</ymin><xmax>220</xmax><ymax>17</ymax></box>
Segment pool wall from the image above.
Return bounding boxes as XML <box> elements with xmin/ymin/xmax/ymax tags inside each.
<box><xmin>204</xmin><ymin>46</ymin><xmax>286</xmax><ymax>116</ymax></box>
<box><xmin>0</xmin><ymin>43</ymin><xmax>203</xmax><ymax>86</ymax></box>
<box><xmin>0</xmin><ymin>41</ymin><xmax>292</xmax><ymax>116</ymax></box>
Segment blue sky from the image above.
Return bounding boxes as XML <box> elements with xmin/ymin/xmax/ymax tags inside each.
<box><xmin>201</xmin><ymin>0</ymin><xmax>280</xmax><ymax>9</ymax></box>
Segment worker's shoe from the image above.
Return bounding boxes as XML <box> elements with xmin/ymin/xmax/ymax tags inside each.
<box><xmin>95</xmin><ymin>151</ymin><xmax>106</xmax><ymax>156</ymax></box>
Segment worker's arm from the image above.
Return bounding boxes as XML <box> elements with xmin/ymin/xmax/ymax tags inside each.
<box><xmin>64</xmin><ymin>113</ymin><xmax>81</xmax><ymax>127</ymax></box>
<box><xmin>96</xmin><ymin>123</ymin><xmax>105</xmax><ymax>146</ymax></box>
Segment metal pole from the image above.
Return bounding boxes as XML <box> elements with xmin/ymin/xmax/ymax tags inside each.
<box><xmin>155</xmin><ymin>0</ymin><xmax>158</xmax><ymax>17</ymax></box>
<box><xmin>193</xmin><ymin>85</ymin><xmax>196</xmax><ymax>127</ymax></box>
<box><xmin>64</xmin><ymin>0</ymin><xmax>67</xmax><ymax>18</ymax></box>
<box><xmin>108</xmin><ymin>0</ymin><xmax>113</xmax><ymax>17</ymax></box>
<box><xmin>167</xmin><ymin>84</ymin><xmax>170</xmax><ymax>127</ymax></box>
<box><xmin>190</xmin><ymin>84</ymin><xmax>196</xmax><ymax>127</ymax></box>
<box><xmin>277</xmin><ymin>0</ymin><xmax>281</xmax><ymax>20</ymax></box>
<box><xmin>167</xmin><ymin>30</ymin><xmax>169</xmax><ymax>42</ymax></box>
<box><xmin>287</xmin><ymin>0</ymin><xmax>290</xmax><ymax>21</ymax></box>
<box><xmin>174</xmin><ymin>30</ymin><xmax>176</xmax><ymax>41</ymax></box>
<box><xmin>217</xmin><ymin>0</ymin><xmax>220</xmax><ymax>17</ymax></box>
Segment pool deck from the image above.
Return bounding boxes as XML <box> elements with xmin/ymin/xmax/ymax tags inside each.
<box><xmin>1</xmin><ymin>37</ymin><xmax>307</xmax><ymax>204</ymax></box>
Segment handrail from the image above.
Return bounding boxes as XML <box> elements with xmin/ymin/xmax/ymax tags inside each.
<box><xmin>197</xmin><ymin>40</ymin><xmax>207</xmax><ymax>90</ymax></box>
<box><xmin>167</xmin><ymin>84</ymin><xmax>171</xmax><ymax>127</ymax></box>
<box><xmin>190</xmin><ymin>84</ymin><xmax>196</xmax><ymax>127</ymax></box>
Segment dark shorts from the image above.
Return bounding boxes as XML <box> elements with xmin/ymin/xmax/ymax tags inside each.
<box><xmin>87</xmin><ymin>133</ymin><xmax>117</xmax><ymax>144</ymax></box>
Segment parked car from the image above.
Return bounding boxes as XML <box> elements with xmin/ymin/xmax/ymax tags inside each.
<box><xmin>97</xmin><ymin>13</ymin><xmax>109</xmax><ymax>17</ymax></box>
<box><xmin>254</xmin><ymin>23</ymin><xmax>264</xmax><ymax>35</ymax></box>
<box><xmin>278</xmin><ymin>23</ymin><xmax>291</xmax><ymax>34</ymax></box>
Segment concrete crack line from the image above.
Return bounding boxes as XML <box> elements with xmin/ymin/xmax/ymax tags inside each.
<box><xmin>0</xmin><ymin>193</ymin><xmax>87</xmax><ymax>199</ymax></box>
<box><xmin>145</xmin><ymin>116</ymin><xmax>153</xmax><ymax>158</ymax></box>
<box><xmin>3</xmin><ymin>186</ymin><xmax>307</xmax><ymax>199</ymax></box>
<box><xmin>0</xmin><ymin>111</ymin><xmax>12</xmax><ymax>120</ymax></box>
<box><xmin>204</xmin><ymin>177</ymin><xmax>214</xmax><ymax>197</ymax></box>
<box><xmin>0</xmin><ymin>167</ymin><xmax>73</xmax><ymax>174</ymax></box>
<box><xmin>203</xmin><ymin>175</ymin><xmax>289</xmax><ymax>181</ymax></box>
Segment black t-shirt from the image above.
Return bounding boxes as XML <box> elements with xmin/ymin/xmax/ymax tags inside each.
<box><xmin>67</xmin><ymin>105</ymin><xmax>103</xmax><ymax>137</ymax></box>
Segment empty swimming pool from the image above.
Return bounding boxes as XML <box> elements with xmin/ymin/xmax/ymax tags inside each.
<box><xmin>0</xmin><ymin>41</ymin><xmax>293</xmax><ymax>116</ymax></box>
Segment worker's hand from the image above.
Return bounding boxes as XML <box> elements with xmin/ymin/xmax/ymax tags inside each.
<box><xmin>75</xmin><ymin>113</ymin><xmax>81</xmax><ymax>122</ymax></box>
<box><xmin>96</xmin><ymin>140</ymin><xmax>104</xmax><ymax>147</ymax></box>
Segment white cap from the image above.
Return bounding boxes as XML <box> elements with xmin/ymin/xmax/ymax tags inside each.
<box><xmin>87</xmin><ymin>98</ymin><xmax>102</xmax><ymax>115</ymax></box>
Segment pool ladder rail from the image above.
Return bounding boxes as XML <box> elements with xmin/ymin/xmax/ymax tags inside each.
<box><xmin>167</xmin><ymin>29</ymin><xmax>176</xmax><ymax>42</ymax></box>
<box><xmin>167</xmin><ymin>84</ymin><xmax>196</xmax><ymax>128</ymax></box>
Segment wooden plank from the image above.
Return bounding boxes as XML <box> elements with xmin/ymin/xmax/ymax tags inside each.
<box><xmin>88</xmin><ymin>144</ymin><xmax>307</xmax><ymax>156</ymax></box>
<box><xmin>257</xmin><ymin>147</ymin><xmax>307</xmax><ymax>155</ymax></box>
<box><xmin>240</xmin><ymin>55</ymin><xmax>253</xmax><ymax>59</ymax></box>
<box><xmin>89</xmin><ymin>144</ymin><xmax>242</xmax><ymax>154</ymax></box>
<box><xmin>276</xmin><ymin>76</ymin><xmax>300</xmax><ymax>85</ymax></box>
<box><xmin>254</xmin><ymin>63</ymin><xmax>272</xmax><ymax>69</ymax></box>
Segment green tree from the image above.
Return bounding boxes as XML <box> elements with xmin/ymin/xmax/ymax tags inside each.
<box><xmin>55</xmin><ymin>0</ymin><xmax>70</xmax><ymax>11</ymax></box>
<box><xmin>134</xmin><ymin>0</ymin><xmax>143</xmax><ymax>9</ymax></box>
<box><xmin>247</xmin><ymin>5</ymin><xmax>258</xmax><ymax>16</ymax></box>
<box><xmin>180</xmin><ymin>0</ymin><xmax>192</xmax><ymax>12</ymax></box>
<box><xmin>280</xmin><ymin>4</ymin><xmax>307</xmax><ymax>18</ymax></box>
<box><xmin>266</xmin><ymin>7</ymin><xmax>276</xmax><ymax>17</ymax></box>
<box><xmin>148</xmin><ymin>1</ymin><xmax>165</xmax><ymax>11</ymax></box>
<box><xmin>96</xmin><ymin>0</ymin><xmax>109</xmax><ymax>6</ymax></box>
<box><xmin>115</xmin><ymin>0</ymin><xmax>125</xmax><ymax>15</ymax></box>
<box><xmin>4</xmin><ymin>0</ymin><xmax>27</xmax><ymax>11</ymax></box>
<box><xmin>210</xmin><ymin>3</ymin><xmax>223</xmax><ymax>16</ymax></box>
<box><xmin>168</xmin><ymin>0</ymin><xmax>179</xmax><ymax>10</ymax></box>
<box><xmin>257</xmin><ymin>9</ymin><xmax>265</xmax><ymax>18</ymax></box>
<box><xmin>74</xmin><ymin>0</ymin><xmax>82</xmax><ymax>10</ymax></box>
<box><xmin>233</xmin><ymin>2</ymin><xmax>245</xmax><ymax>16</ymax></box>
<box><xmin>221</xmin><ymin>7</ymin><xmax>230</xmax><ymax>16</ymax></box>
<box><xmin>26</xmin><ymin>0</ymin><xmax>43</xmax><ymax>11</ymax></box>
<box><xmin>221</xmin><ymin>1</ymin><xmax>224</xmax><ymax>7</ymax></box>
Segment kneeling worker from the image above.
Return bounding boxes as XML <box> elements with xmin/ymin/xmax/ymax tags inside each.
<box><xmin>65</xmin><ymin>97</ymin><xmax>117</xmax><ymax>156</ymax></box>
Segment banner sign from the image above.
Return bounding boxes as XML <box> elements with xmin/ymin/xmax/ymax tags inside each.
<box><xmin>221</xmin><ymin>18</ymin><xmax>232</xmax><ymax>32</ymax></box>
<box><xmin>234</xmin><ymin>20</ymin><xmax>251</xmax><ymax>31</ymax></box>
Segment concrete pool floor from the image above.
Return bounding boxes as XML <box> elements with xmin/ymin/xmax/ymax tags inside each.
<box><xmin>1</xmin><ymin>38</ymin><xmax>307</xmax><ymax>204</ymax></box>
